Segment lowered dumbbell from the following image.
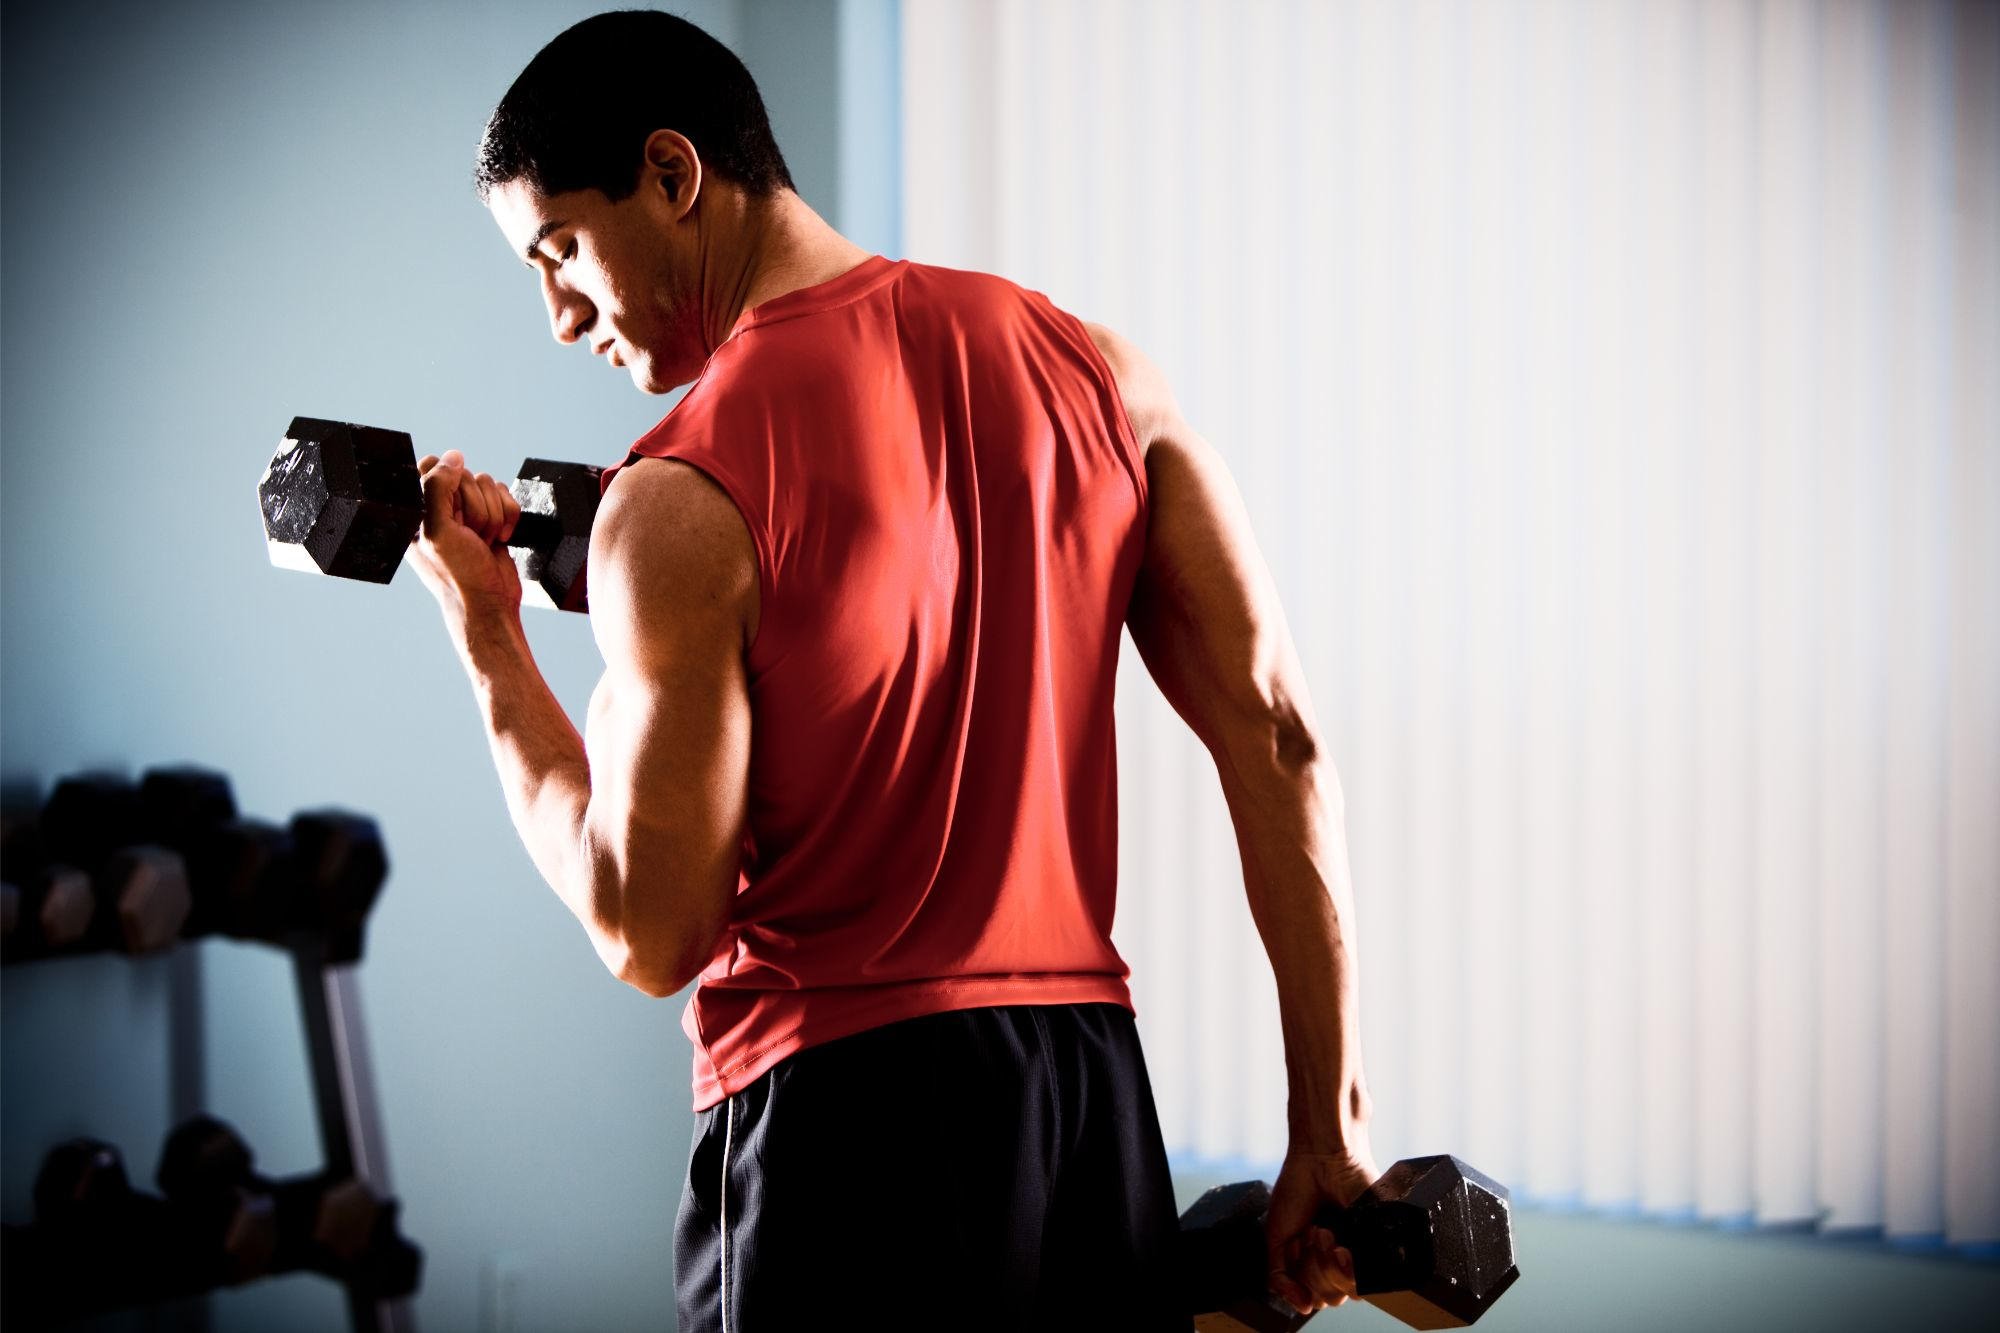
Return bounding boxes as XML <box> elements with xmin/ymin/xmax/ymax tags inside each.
<box><xmin>1178</xmin><ymin>1154</ymin><xmax>1520</xmax><ymax>1330</ymax></box>
<box><xmin>258</xmin><ymin>415</ymin><xmax>602</xmax><ymax>612</ymax></box>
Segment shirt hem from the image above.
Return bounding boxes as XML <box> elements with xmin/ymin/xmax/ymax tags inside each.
<box><xmin>686</xmin><ymin>972</ymin><xmax>1134</xmax><ymax>1113</ymax></box>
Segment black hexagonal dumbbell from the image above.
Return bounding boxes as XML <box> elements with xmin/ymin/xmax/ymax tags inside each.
<box><xmin>13</xmin><ymin>1137</ymin><xmax>208</xmax><ymax>1321</ymax></box>
<box><xmin>275</xmin><ymin>1171</ymin><xmax>423</xmax><ymax>1299</ymax></box>
<box><xmin>1178</xmin><ymin>1154</ymin><xmax>1520</xmax><ymax>1330</ymax></box>
<box><xmin>0</xmin><ymin>811</ymin><xmax>99</xmax><ymax>960</ymax></box>
<box><xmin>138</xmin><ymin>766</ymin><xmax>292</xmax><ymax>945</ymax></box>
<box><xmin>32</xmin><ymin>774</ymin><xmax>192</xmax><ymax>958</ymax></box>
<box><xmin>135</xmin><ymin>768</ymin><xmax>391</xmax><ymax>961</ymax></box>
<box><xmin>157</xmin><ymin>1116</ymin><xmax>420</xmax><ymax>1299</ymax></box>
<box><xmin>288</xmin><ymin>808</ymin><xmax>389</xmax><ymax>944</ymax></box>
<box><xmin>137</xmin><ymin>765</ymin><xmax>256</xmax><ymax>942</ymax></box>
<box><xmin>180</xmin><ymin>810</ymin><xmax>384</xmax><ymax>962</ymax></box>
<box><xmin>257</xmin><ymin>415</ymin><xmax>602</xmax><ymax>612</ymax></box>
<box><xmin>154</xmin><ymin>1116</ymin><xmax>281</xmax><ymax>1288</ymax></box>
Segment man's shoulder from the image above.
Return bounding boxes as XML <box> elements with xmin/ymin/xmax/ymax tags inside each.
<box><xmin>1077</xmin><ymin>320</ymin><xmax>1170</xmax><ymax>460</ymax></box>
<box><xmin>594</xmin><ymin>454</ymin><xmax>761</xmax><ymax>649</ymax></box>
<box><xmin>600</xmin><ymin>451</ymin><xmax>745</xmax><ymax>540</ymax></box>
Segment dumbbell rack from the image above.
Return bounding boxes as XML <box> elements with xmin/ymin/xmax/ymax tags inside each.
<box><xmin>4</xmin><ymin>823</ymin><xmax>421</xmax><ymax>1332</ymax></box>
<box><xmin>290</xmin><ymin>930</ymin><xmax>418</xmax><ymax>1333</ymax></box>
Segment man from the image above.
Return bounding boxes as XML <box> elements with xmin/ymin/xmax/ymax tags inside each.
<box><xmin>407</xmin><ymin>10</ymin><xmax>1376</xmax><ymax>1329</ymax></box>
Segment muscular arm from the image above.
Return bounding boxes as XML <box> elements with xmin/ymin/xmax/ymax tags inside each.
<box><xmin>579</xmin><ymin>458</ymin><xmax>755</xmax><ymax>997</ymax></box>
<box><xmin>451</xmin><ymin>457</ymin><xmax>753</xmax><ymax>998</ymax></box>
<box><xmin>1086</xmin><ymin>320</ymin><xmax>1374</xmax><ymax>1149</ymax></box>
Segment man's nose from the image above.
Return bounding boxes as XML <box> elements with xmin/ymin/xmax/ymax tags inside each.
<box><xmin>542</xmin><ymin>271</ymin><xmax>591</xmax><ymax>345</ymax></box>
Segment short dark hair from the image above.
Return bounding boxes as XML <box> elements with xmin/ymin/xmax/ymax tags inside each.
<box><xmin>473</xmin><ymin>9</ymin><xmax>795</xmax><ymax>205</ymax></box>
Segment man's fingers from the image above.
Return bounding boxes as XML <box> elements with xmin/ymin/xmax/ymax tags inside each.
<box><xmin>420</xmin><ymin>456</ymin><xmax>461</xmax><ymax>537</ymax></box>
<box><xmin>474</xmin><ymin>473</ymin><xmax>518</xmax><ymax>544</ymax></box>
<box><xmin>467</xmin><ymin>473</ymin><xmax>499</xmax><ymax>537</ymax></box>
<box><xmin>1300</xmin><ymin>1231</ymin><xmax>1349</xmax><ymax>1285</ymax></box>
<box><xmin>1268</xmin><ymin>1231</ymin><xmax>1357</xmax><ymax>1316</ymax></box>
<box><xmin>1300</xmin><ymin>1234</ymin><xmax>1356</xmax><ymax>1302</ymax></box>
<box><xmin>414</xmin><ymin>454</ymin><xmax>518</xmax><ymax>545</ymax></box>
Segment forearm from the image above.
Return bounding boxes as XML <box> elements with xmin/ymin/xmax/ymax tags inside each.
<box><xmin>451</xmin><ymin>610</ymin><xmax>628</xmax><ymax>974</ymax></box>
<box><xmin>1213</xmin><ymin>730</ymin><xmax>1373</xmax><ymax>1151</ymax></box>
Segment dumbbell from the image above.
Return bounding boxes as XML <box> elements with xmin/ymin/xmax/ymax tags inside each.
<box><xmin>0</xmin><ymin>812</ymin><xmax>98</xmax><ymax>959</ymax></box>
<box><xmin>258</xmin><ymin>415</ymin><xmax>603</xmax><ymax>612</ymax></box>
<box><xmin>137</xmin><ymin>766</ymin><xmax>257</xmax><ymax>940</ymax></box>
<box><xmin>22</xmin><ymin>1137</ymin><xmax>207</xmax><ymax>1316</ymax></box>
<box><xmin>1177</xmin><ymin>1154</ymin><xmax>1519</xmax><ymax>1330</ymax></box>
<box><xmin>136</xmin><ymin>767</ymin><xmax>390</xmax><ymax>959</ymax></box>
<box><xmin>279</xmin><ymin>1171</ymin><xmax>423</xmax><ymax>1299</ymax></box>
<box><xmin>25</xmin><ymin>775</ymin><xmax>192</xmax><ymax>957</ymax></box>
<box><xmin>158</xmin><ymin>1116</ymin><xmax>421</xmax><ymax>1298</ymax></box>
<box><xmin>154</xmin><ymin>1116</ymin><xmax>280</xmax><ymax>1286</ymax></box>
<box><xmin>185</xmin><ymin>812</ymin><xmax>386</xmax><ymax>961</ymax></box>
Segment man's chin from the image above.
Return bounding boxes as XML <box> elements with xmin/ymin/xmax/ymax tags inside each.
<box><xmin>630</xmin><ymin>355</ymin><xmax>692</xmax><ymax>396</ymax></box>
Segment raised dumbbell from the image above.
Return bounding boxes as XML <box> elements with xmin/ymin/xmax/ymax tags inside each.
<box><xmin>258</xmin><ymin>415</ymin><xmax>603</xmax><ymax>612</ymax></box>
<box><xmin>1178</xmin><ymin>1154</ymin><xmax>1520</xmax><ymax>1330</ymax></box>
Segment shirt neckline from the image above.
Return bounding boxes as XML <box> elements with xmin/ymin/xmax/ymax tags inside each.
<box><xmin>729</xmin><ymin>254</ymin><xmax>905</xmax><ymax>336</ymax></box>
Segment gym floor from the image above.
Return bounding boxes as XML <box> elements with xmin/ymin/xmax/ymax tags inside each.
<box><xmin>36</xmin><ymin>1171</ymin><xmax>2000</xmax><ymax>1331</ymax></box>
<box><xmin>1169</xmin><ymin>1167</ymin><xmax>2000</xmax><ymax>1333</ymax></box>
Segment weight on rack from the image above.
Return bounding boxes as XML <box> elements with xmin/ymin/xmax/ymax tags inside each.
<box><xmin>0</xmin><ymin>776</ymin><xmax>192</xmax><ymax>961</ymax></box>
<box><xmin>158</xmin><ymin>1115</ymin><xmax>420</xmax><ymax>1299</ymax></box>
<box><xmin>1</xmin><ymin>1137</ymin><xmax>209</xmax><ymax>1325</ymax></box>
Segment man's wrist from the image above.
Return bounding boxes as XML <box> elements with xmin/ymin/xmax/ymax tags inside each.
<box><xmin>449</xmin><ymin>599</ymin><xmax>529</xmax><ymax>678</ymax></box>
<box><xmin>1288</xmin><ymin>1081</ymin><xmax>1375</xmax><ymax>1152</ymax></box>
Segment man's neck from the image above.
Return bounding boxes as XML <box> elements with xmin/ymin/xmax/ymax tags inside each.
<box><xmin>705</xmin><ymin>190</ymin><xmax>874</xmax><ymax>350</ymax></box>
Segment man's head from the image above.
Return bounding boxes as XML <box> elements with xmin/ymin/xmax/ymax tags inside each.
<box><xmin>475</xmin><ymin>10</ymin><xmax>796</xmax><ymax>393</ymax></box>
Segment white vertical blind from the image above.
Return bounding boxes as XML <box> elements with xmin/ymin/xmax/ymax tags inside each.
<box><xmin>901</xmin><ymin>0</ymin><xmax>2000</xmax><ymax>1253</ymax></box>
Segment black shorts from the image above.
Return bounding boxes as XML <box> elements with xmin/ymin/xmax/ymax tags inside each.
<box><xmin>673</xmin><ymin>1001</ymin><xmax>1192</xmax><ymax>1332</ymax></box>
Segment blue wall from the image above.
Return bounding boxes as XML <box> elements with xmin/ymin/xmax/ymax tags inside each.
<box><xmin>1</xmin><ymin>3</ymin><xmax>896</xmax><ymax>1329</ymax></box>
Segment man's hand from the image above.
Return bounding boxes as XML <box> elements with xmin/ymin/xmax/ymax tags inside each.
<box><xmin>1264</xmin><ymin>1138</ymin><xmax>1382</xmax><ymax>1317</ymax></box>
<box><xmin>408</xmin><ymin>449</ymin><xmax>525</xmax><ymax>623</ymax></box>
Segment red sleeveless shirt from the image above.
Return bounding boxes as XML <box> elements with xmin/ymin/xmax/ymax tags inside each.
<box><xmin>598</xmin><ymin>255</ymin><xmax>1150</xmax><ymax>1112</ymax></box>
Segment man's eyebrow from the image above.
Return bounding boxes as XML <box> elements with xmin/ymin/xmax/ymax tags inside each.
<box><xmin>521</xmin><ymin>217</ymin><xmax>568</xmax><ymax>265</ymax></box>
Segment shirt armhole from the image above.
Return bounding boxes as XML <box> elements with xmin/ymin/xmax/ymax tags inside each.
<box><xmin>614</xmin><ymin>448</ymin><xmax>774</xmax><ymax>663</ymax></box>
<box><xmin>1048</xmin><ymin>302</ymin><xmax>1151</xmax><ymax>516</ymax></box>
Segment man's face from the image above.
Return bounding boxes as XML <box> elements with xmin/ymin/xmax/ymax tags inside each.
<box><xmin>488</xmin><ymin>174</ymin><xmax>693</xmax><ymax>394</ymax></box>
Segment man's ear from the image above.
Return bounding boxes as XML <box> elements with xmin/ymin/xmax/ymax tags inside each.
<box><xmin>642</xmin><ymin>128</ymin><xmax>699</xmax><ymax>216</ymax></box>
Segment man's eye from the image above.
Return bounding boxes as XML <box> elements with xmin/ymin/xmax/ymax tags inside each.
<box><xmin>561</xmin><ymin>239</ymin><xmax>578</xmax><ymax>263</ymax></box>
